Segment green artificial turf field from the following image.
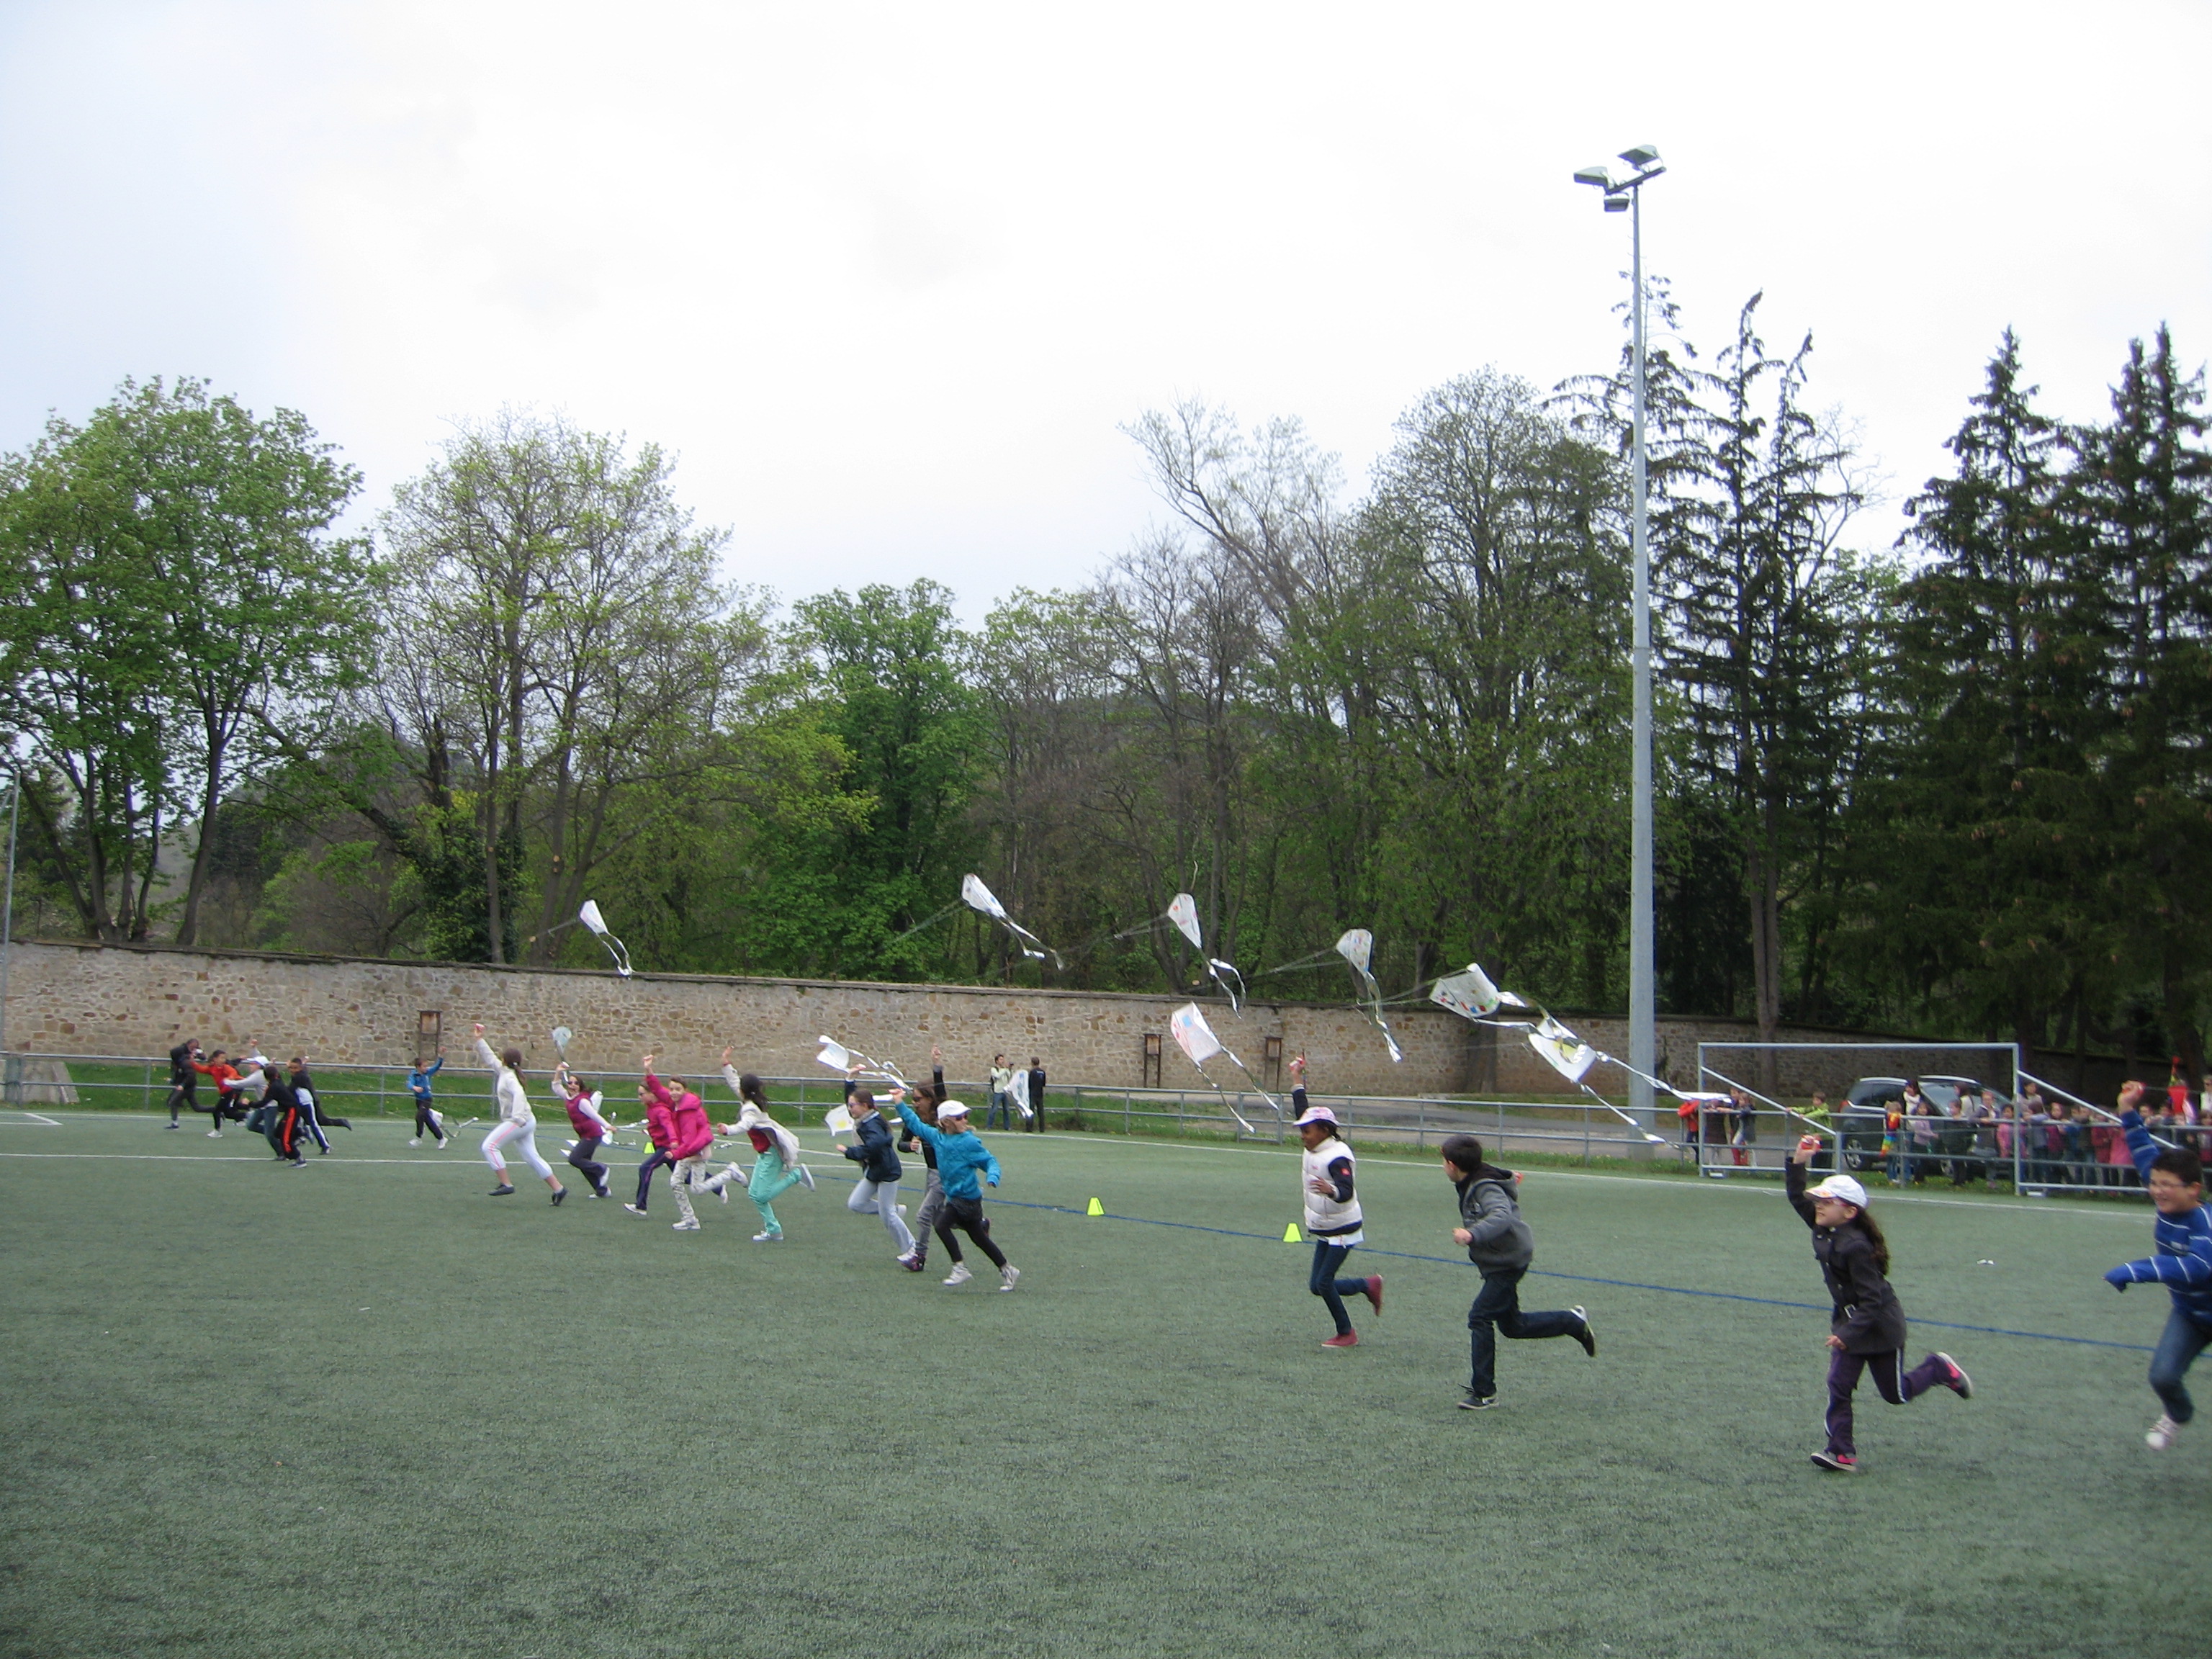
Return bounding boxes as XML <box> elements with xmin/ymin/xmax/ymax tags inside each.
<box><xmin>0</xmin><ymin>1111</ymin><xmax>2199</xmax><ymax>1658</ymax></box>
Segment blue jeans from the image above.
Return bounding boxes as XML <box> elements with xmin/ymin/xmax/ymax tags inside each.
<box><xmin>1309</xmin><ymin>1241</ymin><xmax>1368</xmax><ymax>1336</ymax></box>
<box><xmin>1466</xmin><ymin>1267</ymin><xmax>1581</xmax><ymax>1397</ymax></box>
<box><xmin>986</xmin><ymin>1091</ymin><xmax>1012</xmax><ymax>1130</ymax></box>
<box><xmin>2150</xmin><ymin>1306</ymin><xmax>2212</xmax><ymax>1424</ymax></box>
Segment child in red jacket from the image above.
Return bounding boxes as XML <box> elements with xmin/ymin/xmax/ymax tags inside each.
<box><xmin>624</xmin><ymin>1079</ymin><xmax>678</xmax><ymax>1218</ymax></box>
<box><xmin>641</xmin><ymin>1056</ymin><xmax>716</xmax><ymax>1232</ymax></box>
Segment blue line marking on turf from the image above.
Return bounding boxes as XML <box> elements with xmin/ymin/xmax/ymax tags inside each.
<box><xmin>972</xmin><ymin>1190</ymin><xmax>2157</xmax><ymax>1354</ymax></box>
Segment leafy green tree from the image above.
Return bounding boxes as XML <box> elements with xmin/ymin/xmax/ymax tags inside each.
<box><xmin>0</xmin><ymin>377</ymin><xmax>369</xmax><ymax>943</ymax></box>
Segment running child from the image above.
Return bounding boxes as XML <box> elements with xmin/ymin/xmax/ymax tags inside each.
<box><xmin>474</xmin><ymin>1024</ymin><xmax>566</xmax><ymax>1204</ymax></box>
<box><xmin>407</xmin><ymin>1051</ymin><xmax>449</xmax><ymax>1147</ymax></box>
<box><xmin>187</xmin><ymin>1049</ymin><xmax>244</xmax><ymax>1137</ymax></box>
<box><xmin>1290</xmin><ymin>1057</ymin><xmax>1378</xmax><ymax>1348</ymax></box>
<box><xmin>835</xmin><ymin>1087</ymin><xmax>915</xmax><ymax>1259</ymax></box>
<box><xmin>641</xmin><ymin>1057</ymin><xmax>715</xmax><ymax>1232</ymax></box>
<box><xmin>1439</xmin><ymin>1133</ymin><xmax>1593</xmax><ymax>1410</ymax></box>
<box><xmin>624</xmin><ymin>1079</ymin><xmax>676</xmax><ymax>1217</ymax></box>
<box><xmin>892</xmin><ymin>1048</ymin><xmax>949</xmax><ymax>1272</ymax></box>
<box><xmin>1785</xmin><ymin>1134</ymin><xmax>1972</xmax><ymax>1472</ymax></box>
<box><xmin>891</xmin><ymin>1093</ymin><xmax>1016</xmax><ymax>1289</ymax></box>
<box><xmin>2103</xmin><ymin>1081</ymin><xmax>2212</xmax><ymax>1450</ymax></box>
<box><xmin>553</xmin><ymin>1062</ymin><xmax>616</xmax><ymax>1199</ymax></box>
<box><xmin>703</xmin><ymin>1056</ymin><xmax>813</xmax><ymax>1241</ymax></box>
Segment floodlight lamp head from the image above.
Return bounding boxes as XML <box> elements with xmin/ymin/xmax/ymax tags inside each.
<box><xmin>1619</xmin><ymin>143</ymin><xmax>1661</xmax><ymax>168</ymax></box>
<box><xmin>1573</xmin><ymin>164</ymin><xmax>1615</xmax><ymax>189</ymax></box>
<box><xmin>1604</xmin><ymin>194</ymin><xmax>1630</xmax><ymax>212</ymax></box>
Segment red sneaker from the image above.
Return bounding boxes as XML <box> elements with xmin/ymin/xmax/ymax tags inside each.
<box><xmin>1321</xmin><ymin>1331</ymin><xmax>1359</xmax><ymax>1349</ymax></box>
<box><xmin>1362</xmin><ymin>1274</ymin><xmax>1384</xmax><ymax>1316</ymax></box>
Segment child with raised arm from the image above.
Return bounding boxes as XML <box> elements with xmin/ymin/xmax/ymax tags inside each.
<box><xmin>474</xmin><ymin>1023</ymin><xmax>566</xmax><ymax>1204</ymax></box>
<box><xmin>553</xmin><ymin>1063</ymin><xmax>615</xmax><ymax>1199</ymax></box>
<box><xmin>640</xmin><ymin>1056</ymin><xmax>715</xmax><ymax>1232</ymax></box>
<box><xmin>2103</xmin><ymin>1081</ymin><xmax>2212</xmax><ymax>1450</ymax></box>
<box><xmin>1290</xmin><ymin>1056</ymin><xmax>1380</xmax><ymax>1349</ymax></box>
<box><xmin>892</xmin><ymin>1093</ymin><xmax>1016</xmax><ymax>1289</ymax></box>
<box><xmin>892</xmin><ymin>1048</ymin><xmax>950</xmax><ymax>1272</ymax></box>
<box><xmin>1441</xmin><ymin>1133</ymin><xmax>1593</xmax><ymax>1410</ymax></box>
<box><xmin>836</xmin><ymin>1087</ymin><xmax>915</xmax><ymax>1259</ymax></box>
<box><xmin>624</xmin><ymin>1080</ymin><xmax>676</xmax><ymax>1217</ymax></box>
<box><xmin>1785</xmin><ymin>1135</ymin><xmax>1970</xmax><ymax>1472</ymax></box>
<box><xmin>704</xmin><ymin>1053</ymin><xmax>814</xmax><ymax>1241</ymax></box>
<box><xmin>407</xmin><ymin>1051</ymin><xmax>448</xmax><ymax>1148</ymax></box>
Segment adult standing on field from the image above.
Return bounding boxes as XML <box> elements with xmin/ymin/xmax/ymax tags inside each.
<box><xmin>1025</xmin><ymin>1055</ymin><xmax>1046</xmax><ymax>1132</ymax></box>
<box><xmin>986</xmin><ymin>1055</ymin><xmax>1014</xmax><ymax>1131</ymax></box>
<box><xmin>1440</xmin><ymin>1132</ymin><xmax>1593</xmax><ymax>1410</ymax></box>
<box><xmin>474</xmin><ymin>1023</ymin><xmax>566</xmax><ymax>1204</ymax></box>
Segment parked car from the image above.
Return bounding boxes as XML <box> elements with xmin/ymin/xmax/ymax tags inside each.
<box><xmin>1835</xmin><ymin>1075</ymin><xmax>1991</xmax><ymax>1172</ymax></box>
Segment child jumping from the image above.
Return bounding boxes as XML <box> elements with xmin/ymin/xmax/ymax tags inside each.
<box><xmin>835</xmin><ymin>1087</ymin><xmax>916</xmax><ymax>1259</ymax></box>
<box><xmin>1291</xmin><ymin>1058</ymin><xmax>1379</xmax><ymax>1348</ymax></box>
<box><xmin>704</xmin><ymin>1056</ymin><xmax>813</xmax><ymax>1241</ymax></box>
<box><xmin>892</xmin><ymin>1094</ymin><xmax>1016</xmax><ymax>1289</ymax></box>
<box><xmin>475</xmin><ymin>1024</ymin><xmax>566</xmax><ymax>1204</ymax></box>
<box><xmin>1439</xmin><ymin>1133</ymin><xmax>1593</xmax><ymax>1409</ymax></box>
<box><xmin>1785</xmin><ymin>1135</ymin><xmax>1971</xmax><ymax>1471</ymax></box>
<box><xmin>407</xmin><ymin>1051</ymin><xmax>448</xmax><ymax>1148</ymax></box>
<box><xmin>2103</xmin><ymin>1081</ymin><xmax>2212</xmax><ymax>1450</ymax></box>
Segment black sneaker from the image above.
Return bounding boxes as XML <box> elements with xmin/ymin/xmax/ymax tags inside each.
<box><xmin>1457</xmin><ymin>1391</ymin><xmax>1498</xmax><ymax>1411</ymax></box>
<box><xmin>489</xmin><ymin>1184</ymin><xmax>516</xmax><ymax>1197</ymax></box>
<box><xmin>1808</xmin><ymin>1450</ymin><xmax>1858</xmax><ymax>1473</ymax></box>
<box><xmin>1570</xmin><ymin>1305</ymin><xmax>1597</xmax><ymax>1357</ymax></box>
<box><xmin>550</xmin><ymin>1187</ymin><xmax>566</xmax><ymax>1206</ymax></box>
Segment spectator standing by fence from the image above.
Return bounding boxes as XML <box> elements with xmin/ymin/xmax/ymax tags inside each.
<box><xmin>1025</xmin><ymin>1056</ymin><xmax>1046</xmax><ymax>1133</ymax></box>
<box><xmin>986</xmin><ymin>1054</ymin><xmax>1014</xmax><ymax>1130</ymax></box>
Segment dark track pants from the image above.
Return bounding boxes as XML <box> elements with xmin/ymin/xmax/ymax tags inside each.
<box><xmin>1467</xmin><ymin>1266</ymin><xmax>1581</xmax><ymax>1396</ymax></box>
<box><xmin>567</xmin><ymin>1134</ymin><xmax>608</xmax><ymax>1195</ymax></box>
<box><xmin>935</xmin><ymin>1195</ymin><xmax>1007</xmax><ymax>1269</ymax></box>
<box><xmin>166</xmin><ymin>1081</ymin><xmax>197</xmax><ymax>1126</ymax></box>
<box><xmin>634</xmin><ymin>1149</ymin><xmax>673</xmax><ymax>1209</ymax></box>
<box><xmin>1823</xmin><ymin>1349</ymin><xmax>1948</xmax><ymax>1457</ymax></box>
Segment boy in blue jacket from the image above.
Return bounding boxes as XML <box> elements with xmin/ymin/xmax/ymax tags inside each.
<box><xmin>2105</xmin><ymin>1081</ymin><xmax>2212</xmax><ymax>1450</ymax></box>
<box><xmin>893</xmin><ymin>1094</ymin><xmax>1018</xmax><ymax>1290</ymax></box>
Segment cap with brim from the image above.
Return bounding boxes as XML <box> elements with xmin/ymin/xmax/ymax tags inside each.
<box><xmin>935</xmin><ymin>1099</ymin><xmax>971</xmax><ymax>1118</ymax></box>
<box><xmin>1292</xmin><ymin>1103</ymin><xmax>1338</xmax><ymax>1128</ymax></box>
<box><xmin>1804</xmin><ymin>1174</ymin><xmax>1869</xmax><ymax>1208</ymax></box>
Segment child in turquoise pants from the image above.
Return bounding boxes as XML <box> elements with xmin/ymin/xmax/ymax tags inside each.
<box><xmin>706</xmin><ymin>1058</ymin><xmax>813</xmax><ymax>1241</ymax></box>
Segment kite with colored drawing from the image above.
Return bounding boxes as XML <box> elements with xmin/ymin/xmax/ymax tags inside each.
<box><xmin>1167</xmin><ymin>1002</ymin><xmax>1283</xmax><ymax>1134</ymax></box>
<box><xmin>1333</xmin><ymin>928</ymin><xmax>1403</xmax><ymax>1064</ymax></box>
<box><xmin>1167</xmin><ymin>892</ymin><xmax>1247</xmax><ymax>1012</ymax></box>
<box><xmin>961</xmin><ymin>874</ymin><xmax>1062</xmax><ymax>969</ymax></box>
<box><xmin>1426</xmin><ymin>961</ymin><xmax>1664</xmax><ymax>1143</ymax></box>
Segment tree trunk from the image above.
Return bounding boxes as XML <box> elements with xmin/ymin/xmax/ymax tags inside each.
<box><xmin>175</xmin><ymin>721</ymin><xmax>227</xmax><ymax>948</ymax></box>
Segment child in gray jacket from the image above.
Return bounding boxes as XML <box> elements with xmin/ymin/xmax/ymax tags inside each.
<box><xmin>1442</xmin><ymin>1133</ymin><xmax>1596</xmax><ymax>1410</ymax></box>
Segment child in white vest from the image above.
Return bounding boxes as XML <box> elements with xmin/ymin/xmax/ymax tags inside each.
<box><xmin>1292</xmin><ymin>1057</ymin><xmax>1382</xmax><ymax>1349</ymax></box>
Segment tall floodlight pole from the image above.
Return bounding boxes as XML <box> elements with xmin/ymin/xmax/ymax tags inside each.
<box><xmin>1573</xmin><ymin>144</ymin><xmax>1665</xmax><ymax>1137</ymax></box>
<box><xmin>0</xmin><ymin>772</ymin><xmax>18</xmax><ymax>1059</ymax></box>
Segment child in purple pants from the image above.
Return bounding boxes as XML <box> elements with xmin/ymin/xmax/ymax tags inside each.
<box><xmin>1785</xmin><ymin>1136</ymin><xmax>1974</xmax><ymax>1472</ymax></box>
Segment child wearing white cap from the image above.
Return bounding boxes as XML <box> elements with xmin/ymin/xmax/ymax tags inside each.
<box><xmin>1290</xmin><ymin>1058</ymin><xmax>1381</xmax><ymax>1349</ymax></box>
<box><xmin>1785</xmin><ymin>1136</ymin><xmax>1973</xmax><ymax>1472</ymax></box>
<box><xmin>892</xmin><ymin>1094</ymin><xmax>1017</xmax><ymax>1290</ymax></box>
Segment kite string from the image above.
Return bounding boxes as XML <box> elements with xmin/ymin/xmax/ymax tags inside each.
<box><xmin>886</xmin><ymin>900</ymin><xmax>964</xmax><ymax>948</ymax></box>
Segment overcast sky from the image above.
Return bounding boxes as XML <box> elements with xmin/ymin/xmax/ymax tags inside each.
<box><xmin>2</xmin><ymin>1</ymin><xmax>2206</xmax><ymax>621</ymax></box>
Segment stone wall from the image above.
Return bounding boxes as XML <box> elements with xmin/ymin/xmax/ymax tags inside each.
<box><xmin>1</xmin><ymin>939</ymin><xmax>2032</xmax><ymax>1100</ymax></box>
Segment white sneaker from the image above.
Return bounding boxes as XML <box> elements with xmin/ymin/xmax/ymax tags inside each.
<box><xmin>752</xmin><ymin>1231</ymin><xmax>783</xmax><ymax>1244</ymax></box>
<box><xmin>798</xmin><ymin>1163</ymin><xmax>816</xmax><ymax>1191</ymax></box>
<box><xmin>206</xmin><ymin>1130</ymin><xmax>222</xmax><ymax>1138</ymax></box>
<box><xmin>408</xmin><ymin>1137</ymin><xmax>421</xmax><ymax>1147</ymax></box>
<box><xmin>897</xmin><ymin>1204</ymin><xmax>908</xmax><ymax>1217</ymax></box>
<box><xmin>942</xmin><ymin>1263</ymin><xmax>974</xmax><ymax>1287</ymax></box>
<box><xmin>2149</xmin><ymin>1413</ymin><xmax>2183</xmax><ymax>1451</ymax></box>
<box><xmin>673</xmin><ymin>1218</ymin><xmax>701</xmax><ymax>1232</ymax></box>
<box><xmin>623</xmin><ymin>1203</ymin><xmax>648</xmax><ymax>1217</ymax></box>
<box><xmin>999</xmin><ymin>1264</ymin><xmax>1021</xmax><ymax>1292</ymax></box>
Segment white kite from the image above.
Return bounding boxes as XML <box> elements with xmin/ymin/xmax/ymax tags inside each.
<box><xmin>1426</xmin><ymin>961</ymin><xmax>1665</xmax><ymax>1144</ymax></box>
<box><xmin>1334</xmin><ymin>928</ymin><xmax>1403</xmax><ymax>1064</ymax></box>
<box><xmin>1168</xmin><ymin>1002</ymin><xmax>1283</xmax><ymax>1134</ymax></box>
<box><xmin>961</xmin><ymin>874</ymin><xmax>1062</xmax><ymax>968</ymax></box>
<box><xmin>1428</xmin><ymin>963</ymin><xmax>1522</xmax><ymax>1021</ymax></box>
<box><xmin>577</xmin><ymin>899</ymin><xmax>633</xmax><ymax>978</ymax></box>
<box><xmin>1168</xmin><ymin>892</ymin><xmax>1248</xmax><ymax>1011</ymax></box>
<box><xmin>549</xmin><ymin>1025</ymin><xmax>573</xmax><ymax>1059</ymax></box>
<box><xmin>814</xmin><ymin>1035</ymin><xmax>905</xmax><ymax>1086</ymax></box>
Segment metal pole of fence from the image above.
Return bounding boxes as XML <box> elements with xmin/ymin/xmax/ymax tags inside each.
<box><xmin>143</xmin><ymin>1059</ymin><xmax>153</xmax><ymax>1114</ymax></box>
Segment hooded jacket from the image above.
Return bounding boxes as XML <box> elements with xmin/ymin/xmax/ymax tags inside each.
<box><xmin>1455</xmin><ymin>1168</ymin><xmax>1534</xmax><ymax>1274</ymax></box>
<box><xmin>644</xmin><ymin>1072</ymin><xmax>714</xmax><ymax>1159</ymax></box>
<box><xmin>1785</xmin><ymin>1159</ymin><xmax>1907</xmax><ymax>1352</ymax></box>
<box><xmin>842</xmin><ymin>1109</ymin><xmax>903</xmax><ymax>1184</ymax></box>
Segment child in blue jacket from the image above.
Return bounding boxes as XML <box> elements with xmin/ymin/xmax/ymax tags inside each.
<box><xmin>407</xmin><ymin>1051</ymin><xmax>447</xmax><ymax>1148</ymax></box>
<box><xmin>894</xmin><ymin>1095</ymin><xmax>1017</xmax><ymax>1290</ymax></box>
<box><xmin>2104</xmin><ymin>1082</ymin><xmax>2212</xmax><ymax>1450</ymax></box>
<box><xmin>837</xmin><ymin>1089</ymin><xmax>916</xmax><ymax>1258</ymax></box>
